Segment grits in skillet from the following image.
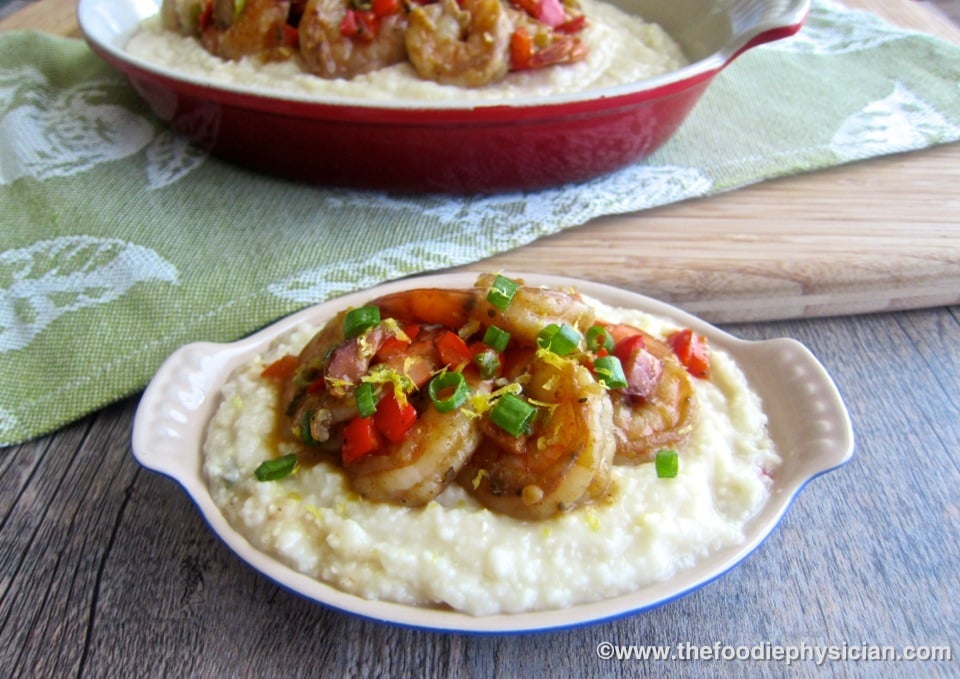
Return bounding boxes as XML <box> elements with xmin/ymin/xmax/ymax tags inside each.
<box><xmin>126</xmin><ymin>0</ymin><xmax>687</xmax><ymax>100</ymax></box>
<box><xmin>202</xmin><ymin>276</ymin><xmax>778</xmax><ymax>615</ymax></box>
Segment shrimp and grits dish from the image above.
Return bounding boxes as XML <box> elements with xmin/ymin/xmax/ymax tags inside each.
<box><xmin>125</xmin><ymin>0</ymin><xmax>687</xmax><ymax>99</ymax></box>
<box><xmin>202</xmin><ymin>274</ymin><xmax>780</xmax><ymax>615</ymax></box>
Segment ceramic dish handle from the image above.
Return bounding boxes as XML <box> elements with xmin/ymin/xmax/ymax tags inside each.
<box><xmin>727</xmin><ymin>0</ymin><xmax>812</xmax><ymax>60</ymax></box>
<box><xmin>131</xmin><ymin>341</ymin><xmax>228</xmax><ymax>482</ymax></box>
<box><xmin>742</xmin><ymin>336</ymin><xmax>855</xmax><ymax>487</ymax></box>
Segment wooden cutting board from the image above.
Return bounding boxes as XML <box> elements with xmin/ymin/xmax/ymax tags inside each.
<box><xmin>3</xmin><ymin>0</ymin><xmax>959</xmax><ymax>322</ymax></box>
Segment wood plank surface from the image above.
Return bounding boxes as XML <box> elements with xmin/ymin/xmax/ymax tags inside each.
<box><xmin>1</xmin><ymin>0</ymin><xmax>958</xmax><ymax>322</ymax></box>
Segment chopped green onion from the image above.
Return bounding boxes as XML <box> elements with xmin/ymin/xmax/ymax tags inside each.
<box><xmin>655</xmin><ymin>449</ymin><xmax>679</xmax><ymax>479</ymax></box>
<box><xmin>254</xmin><ymin>453</ymin><xmax>298</xmax><ymax>481</ymax></box>
<box><xmin>586</xmin><ymin>325</ymin><xmax>615</xmax><ymax>353</ymax></box>
<box><xmin>490</xmin><ymin>393</ymin><xmax>537</xmax><ymax>437</ymax></box>
<box><xmin>355</xmin><ymin>381</ymin><xmax>378</xmax><ymax>418</ymax></box>
<box><xmin>593</xmin><ymin>355</ymin><xmax>628</xmax><ymax>390</ymax></box>
<box><xmin>343</xmin><ymin>306</ymin><xmax>380</xmax><ymax>339</ymax></box>
<box><xmin>486</xmin><ymin>274</ymin><xmax>520</xmax><ymax>311</ymax></box>
<box><xmin>473</xmin><ymin>349</ymin><xmax>501</xmax><ymax>379</ymax></box>
<box><xmin>428</xmin><ymin>371</ymin><xmax>470</xmax><ymax>413</ymax></box>
<box><xmin>537</xmin><ymin>324</ymin><xmax>558</xmax><ymax>349</ymax></box>
<box><xmin>537</xmin><ymin>323</ymin><xmax>582</xmax><ymax>356</ymax></box>
<box><xmin>299</xmin><ymin>410</ymin><xmax>318</xmax><ymax>445</ymax></box>
<box><xmin>482</xmin><ymin>325</ymin><xmax>510</xmax><ymax>353</ymax></box>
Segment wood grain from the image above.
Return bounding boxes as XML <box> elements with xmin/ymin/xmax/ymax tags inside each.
<box><xmin>0</xmin><ymin>0</ymin><xmax>80</xmax><ymax>35</ymax></box>
<box><xmin>0</xmin><ymin>4</ymin><xmax>957</xmax><ymax>678</ymax></box>
<box><xmin>2</xmin><ymin>0</ymin><xmax>959</xmax><ymax>322</ymax></box>
<box><xmin>458</xmin><ymin>145</ymin><xmax>960</xmax><ymax>321</ymax></box>
<box><xmin>461</xmin><ymin>0</ymin><xmax>960</xmax><ymax>320</ymax></box>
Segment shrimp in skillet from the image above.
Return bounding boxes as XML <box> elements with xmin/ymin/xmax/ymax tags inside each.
<box><xmin>600</xmin><ymin>323</ymin><xmax>697</xmax><ymax>464</ymax></box>
<box><xmin>405</xmin><ymin>0</ymin><xmax>513</xmax><ymax>87</ymax></box>
<box><xmin>299</xmin><ymin>0</ymin><xmax>409</xmax><ymax>78</ymax></box>
<box><xmin>458</xmin><ymin>354</ymin><xmax>616</xmax><ymax>520</ymax></box>
<box><xmin>161</xmin><ymin>0</ymin><xmax>205</xmax><ymax>34</ymax></box>
<box><xmin>199</xmin><ymin>0</ymin><xmax>300</xmax><ymax>62</ymax></box>
<box><xmin>506</xmin><ymin>0</ymin><xmax>588</xmax><ymax>72</ymax></box>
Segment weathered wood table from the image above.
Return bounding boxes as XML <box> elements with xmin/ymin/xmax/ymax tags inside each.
<box><xmin>1</xmin><ymin>1</ymin><xmax>958</xmax><ymax>676</ymax></box>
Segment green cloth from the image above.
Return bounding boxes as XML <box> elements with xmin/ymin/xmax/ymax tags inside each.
<box><xmin>2</xmin><ymin>0</ymin><xmax>959</xmax><ymax>446</ymax></box>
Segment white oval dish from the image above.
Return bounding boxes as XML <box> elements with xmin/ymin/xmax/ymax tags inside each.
<box><xmin>132</xmin><ymin>273</ymin><xmax>853</xmax><ymax>633</ymax></box>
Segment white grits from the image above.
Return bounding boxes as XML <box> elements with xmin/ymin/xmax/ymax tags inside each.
<box><xmin>202</xmin><ymin>297</ymin><xmax>779</xmax><ymax>616</ymax></box>
<box><xmin>125</xmin><ymin>1</ymin><xmax>688</xmax><ymax>103</ymax></box>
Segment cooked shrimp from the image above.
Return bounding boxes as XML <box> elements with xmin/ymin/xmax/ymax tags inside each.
<box><xmin>602</xmin><ymin>324</ymin><xmax>697</xmax><ymax>464</ymax></box>
<box><xmin>470</xmin><ymin>273</ymin><xmax>596</xmax><ymax>346</ymax></box>
<box><xmin>368</xmin><ymin>288</ymin><xmax>478</xmax><ymax>330</ymax></box>
<box><xmin>512</xmin><ymin>29</ymin><xmax>587</xmax><ymax>71</ymax></box>
<box><xmin>458</xmin><ymin>355</ymin><xmax>615</xmax><ymax>520</ymax></box>
<box><xmin>161</xmin><ymin>0</ymin><xmax>206</xmax><ymax>35</ymax></box>
<box><xmin>405</xmin><ymin>0</ymin><xmax>513</xmax><ymax>87</ymax></box>
<box><xmin>298</xmin><ymin>0</ymin><xmax>408</xmax><ymax>79</ymax></box>
<box><xmin>274</xmin><ymin>300</ymin><xmax>492</xmax><ymax>505</ymax></box>
<box><xmin>347</xmin><ymin>381</ymin><xmax>491</xmax><ymax>505</ymax></box>
<box><xmin>279</xmin><ymin>312</ymin><xmax>447</xmax><ymax>446</ymax></box>
<box><xmin>506</xmin><ymin>5</ymin><xmax>588</xmax><ymax>72</ymax></box>
<box><xmin>277</xmin><ymin>309</ymin><xmax>363</xmax><ymax>447</ymax></box>
<box><xmin>200</xmin><ymin>0</ymin><xmax>299</xmax><ymax>62</ymax></box>
<box><xmin>370</xmin><ymin>274</ymin><xmax>595</xmax><ymax>347</ymax></box>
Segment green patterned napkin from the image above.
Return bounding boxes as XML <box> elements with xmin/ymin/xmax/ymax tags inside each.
<box><xmin>2</xmin><ymin>0</ymin><xmax>959</xmax><ymax>445</ymax></box>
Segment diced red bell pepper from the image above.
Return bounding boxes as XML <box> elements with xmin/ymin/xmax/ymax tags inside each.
<box><xmin>360</xmin><ymin>11</ymin><xmax>380</xmax><ymax>37</ymax></box>
<box><xmin>340</xmin><ymin>9</ymin><xmax>379</xmax><ymax>40</ymax></box>
<box><xmin>435</xmin><ymin>330</ymin><xmax>474</xmax><ymax>368</ymax></box>
<box><xmin>372</xmin><ymin>0</ymin><xmax>400</xmax><ymax>16</ymax></box>
<box><xmin>342</xmin><ymin>416</ymin><xmax>381</xmax><ymax>464</ymax></box>
<box><xmin>260</xmin><ymin>354</ymin><xmax>299</xmax><ymax>380</ymax></box>
<box><xmin>339</xmin><ymin>10</ymin><xmax>360</xmax><ymax>37</ymax></box>
<box><xmin>373</xmin><ymin>391</ymin><xmax>418</xmax><ymax>443</ymax></box>
<box><xmin>305</xmin><ymin>378</ymin><xmax>326</xmax><ymax>395</ymax></box>
<box><xmin>669</xmin><ymin>328</ymin><xmax>710</xmax><ymax>379</ymax></box>
<box><xmin>510</xmin><ymin>28</ymin><xmax>534</xmax><ymax>71</ymax></box>
<box><xmin>512</xmin><ymin>0</ymin><xmax>539</xmax><ymax>17</ymax></box>
<box><xmin>281</xmin><ymin>25</ymin><xmax>299</xmax><ymax>48</ymax></box>
<box><xmin>613</xmin><ymin>334</ymin><xmax>646</xmax><ymax>364</ymax></box>
<box><xmin>340</xmin><ymin>9</ymin><xmax>380</xmax><ymax>42</ymax></box>
<box><xmin>555</xmin><ymin>15</ymin><xmax>586</xmax><ymax>34</ymax></box>
<box><xmin>198</xmin><ymin>0</ymin><xmax>214</xmax><ymax>31</ymax></box>
<box><xmin>376</xmin><ymin>324</ymin><xmax>420</xmax><ymax>362</ymax></box>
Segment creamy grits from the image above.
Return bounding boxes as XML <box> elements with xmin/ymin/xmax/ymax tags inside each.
<box><xmin>125</xmin><ymin>1</ymin><xmax>687</xmax><ymax>103</ymax></box>
<box><xmin>202</xmin><ymin>296</ymin><xmax>779</xmax><ymax>616</ymax></box>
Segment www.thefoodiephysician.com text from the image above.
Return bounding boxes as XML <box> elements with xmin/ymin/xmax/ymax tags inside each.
<box><xmin>595</xmin><ymin>641</ymin><xmax>954</xmax><ymax>665</ymax></box>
